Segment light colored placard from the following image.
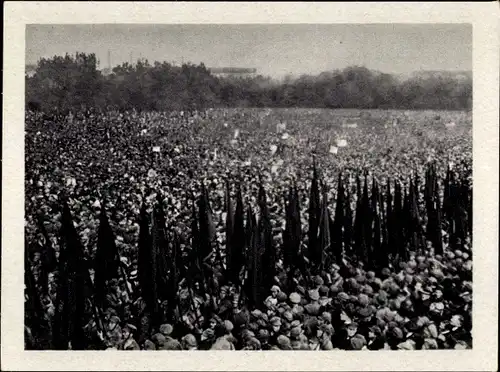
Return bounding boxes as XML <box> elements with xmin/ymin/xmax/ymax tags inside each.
<box><xmin>3</xmin><ymin>2</ymin><xmax>499</xmax><ymax>371</ymax></box>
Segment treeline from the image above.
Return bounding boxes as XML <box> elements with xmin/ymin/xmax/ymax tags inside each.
<box><xmin>26</xmin><ymin>52</ymin><xmax>472</xmax><ymax>113</ymax></box>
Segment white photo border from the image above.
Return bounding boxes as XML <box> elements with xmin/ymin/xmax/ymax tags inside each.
<box><xmin>3</xmin><ymin>2</ymin><xmax>499</xmax><ymax>371</ymax></box>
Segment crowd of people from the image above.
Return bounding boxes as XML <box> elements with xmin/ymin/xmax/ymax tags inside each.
<box><xmin>25</xmin><ymin>108</ymin><xmax>472</xmax><ymax>350</ymax></box>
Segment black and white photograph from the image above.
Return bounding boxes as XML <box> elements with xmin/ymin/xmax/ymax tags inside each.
<box><xmin>3</xmin><ymin>2</ymin><xmax>499</xmax><ymax>371</ymax></box>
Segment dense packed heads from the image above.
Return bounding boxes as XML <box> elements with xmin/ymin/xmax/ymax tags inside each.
<box><xmin>25</xmin><ymin>107</ymin><xmax>472</xmax><ymax>351</ymax></box>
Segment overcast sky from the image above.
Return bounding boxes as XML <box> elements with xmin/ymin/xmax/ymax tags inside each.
<box><xmin>26</xmin><ymin>24</ymin><xmax>472</xmax><ymax>78</ymax></box>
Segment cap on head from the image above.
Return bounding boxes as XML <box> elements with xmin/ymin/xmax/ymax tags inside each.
<box><xmin>277</xmin><ymin>291</ymin><xmax>288</xmax><ymax>302</ymax></box>
<box><xmin>319</xmin><ymin>285</ymin><xmax>329</xmax><ymax>296</ymax></box>
<box><xmin>350</xmin><ymin>334</ymin><xmax>366</xmax><ymax>350</ymax></box>
<box><xmin>283</xmin><ymin>311</ymin><xmax>293</xmax><ymax>322</ymax></box>
<box><xmin>358</xmin><ymin>293</ymin><xmax>370</xmax><ymax>307</ymax></box>
<box><xmin>290</xmin><ymin>327</ymin><xmax>302</xmax><ymax>338</ymax></box>
<box><xmin>313</xmin><ymin>275</ymin><xmax>324</xmax><ymax>286</ymax></box>
<box><xmin>321</xmin><ymin>312</ymin><xmax>332</xmax><ymax>323</ymax></box>
<box><xmin>182</xmin><ymin>334</ymin><xmax>198</xmax><ymax>347</ymax></box>
<box><xmin>159</xmin><ymin>323</ymin><xmax>173</xmax><ymax>336</ymax></box>
<box><xmin>151</xmin><ymin>333</ymin><xmax>167</xmax><ymax>345</ymax></box>
<box><xmin>391</xmin><ymin>327</ymin><xmax>404</xmax><ymax>340</ymax></box>
<box><xmin>289</xmin><ymin>292</ymin><xmax>301</xmax><ymax>304</ymax></box>
<box><xmin>277</xmin><ymin>335</ymin><xmax>291</xmax><ymax>347</ymax></box>
<box><xmin>337</xmin><ymin>292</ymin><xmax>350</xmax><ymax>302</ymax></box>
<box><xmin>358</xmin><ymin>306</ymin><xmax>374</xmax><ymax>318</ymax></box>
<box><xmin>124</xmin><ymin>323</ymin><xmax>137</xmax><ymax>333</ymax></box>
<box><xmin>270</xmin><ymin>316</ymin><xmax>282</xmax><ymax>326</ymax></box>
<box><xmin>258</xmin><ymin>329</ymin><xmax>269</xmax><ymax>340</ymax></box>
<box><xmin>251</xmin><ymin>309</ymin><xmax>263</xmax><ymax>318</ymax></box>
<box><xmin>308</xmin><ymin>289</ymin><xmax>320</xmax><ymax>301</ymax></box>
<box><xmin>369</xmin><ymin>325</ymin><xmax>382</xmax><ymax>336</ymax></box>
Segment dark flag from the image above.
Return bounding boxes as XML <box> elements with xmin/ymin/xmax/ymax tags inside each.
<box><xmin>401</xmin><ymin>186</ymin><xmax>411</xmax><ymax>261</ymax></box>
<box><xmin>151</xmin><ymin>197</ymin><xmax>170</xmax><ymax>307</ymax></box>
<box><xmin>137</xmin><ymin>203</ymin><xmax>158</xmax><ymax>323</ymax></box>
<box><xmin>53</xmin><ymin>200</ymin><xmax>91</xmax><ymax>350</ymax></box>
<box><xmin>308</xmin><ymin>159</ymin><xmax>321</xmax><ymax>266</ymax></box>
<box><xmin>198</xmin><ymin>182</ymin><xmax>216</xmax><ymax>262</ymax></box>
<box><xmin>291</xmin><ymin>184</ymin><xmax>303</xmax><ymax>266</ymax></box>
<box><xmin>316</xmin><ymin>186</ymin><xmax>331</xmax><ymax>273</ymax></box>
<box><xmin>355</xmin><ymin>173</ymin><xmax>371</xmax><ymax>268</ymax></box>
<box><xmin>434</xmin><ymin>177</ymin><xmax>444</xmax><ymax>255</ymax></box>
<box><xmin>36</xmin><ymin>214</ymin><xmax>58</xmax><ymax>294</ymax></box>
<box><xmin>189</xmin><ymin>194</ymin><xmax>203</xmax><ymax>278</ymax></box>
<box><xmin>94</xmin><ymin>202</ymin><xmax>120</xmax><ymax>307</ymax></box>
<box><xmin>443</xmin><ymin>165</ymin><xmax>452</xmax><ymax>221</ymax></box>
<box><xmin>332</xmin><ymin>172</ymin><xmax>345</xmax><ymax>264</ymax></box>
<box><xmin>425</xmin><ymin>165</ymin><xmax>443</xmax><ymax>254</ymax></box>
<box><xmin>372</xmin><ymin>202</ymin><xmax>383</xmax><ymax>269</ymax></box>
<box><xmin>370</xmin><ymin>178</ymin><xmax>385</xmax><ymax>268</ymax></box>
<box><xmin>283</xmin><ymin>188</ymin><xmax>294</xmax><ymax>274</ymax></box>
<box><xmin>467</xmin><ymin>186</ymin><xmax>473</xmax><ymax>239</ymax></box>
<box><xmin>229</xmin><ymin>183</ymin><xmax>245</xmax><ymax>285</ymax></box>
<box><xmin>354</xmin><ymin>174</ymin><xmax>365</xmax><ymax>264</ymax></box>
<box><xmin>25</xmin><ymin>240</ymin><xmax>48</xmax><ymax>349</ymax></box>
<box><xmin>225</xmin><ymin>180</ymin><xmax>235</xmax><ymax>278</ymax></box>
<box><xmin>393</xmin><ymin>180</ymin><xmax>404</xmax><ymax>263</ymax></box>
<box><xmin>245</xmin><ymin>205</ymin><xmax>262</xmax><ymax>308</ymax></box>
<box><xmin>408</xmin><ymin>178</ymin><xmax>423</xmax><ymax>253</ymax></box>
<box><xmin>455</xmin><ymin>180</ymin><xmax>469</xmax><ymax>250</ymax></box>
<box><xmin>343</xmin><ymin>187</ymin><xmax>354</xmax><ymax>259</ymax></box>
<box><xmin>384</xmin><ymin>179</ymin><xmax>394</xmax><ymax>261</ymax></box>
<box><xmin>169</xmin><ymin>231</ymin><xmax>182</xmax><ymax>322</ymax></box>
<box><xmin>368</xmin><ymin>176</ymin><xmax>379</xmax><ymax>266</ymax></box>
<box><xmin>258</xmin><ymin>182</ymin><xmax>276</xmax><ymax>286</ymax></box>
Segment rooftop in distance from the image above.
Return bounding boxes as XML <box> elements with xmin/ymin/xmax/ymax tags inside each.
<box><xmin>208</xmin><ymin>67</ymin><xmax>257</xmax><ymax>74</ymax></box>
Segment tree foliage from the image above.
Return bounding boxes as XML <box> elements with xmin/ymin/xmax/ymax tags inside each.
<box><xmin>26</xmin><ymin>53</ymin><xmax>472</xmax><ymax>113</ymax></box>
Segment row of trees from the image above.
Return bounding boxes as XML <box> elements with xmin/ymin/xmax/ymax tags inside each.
<box><xmin>26</xmin><ymin>53</ymin><xmax>472</xmax><ymax>113</ymax></box>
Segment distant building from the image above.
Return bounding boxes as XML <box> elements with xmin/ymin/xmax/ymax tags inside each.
<box><xmin>209</xmin><ymin>67</ymin><xmax>257</xmax><ymax>78</ymax></box>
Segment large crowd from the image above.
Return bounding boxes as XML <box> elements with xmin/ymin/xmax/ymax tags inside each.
<box><xmin>25</xmin><ymin>108</ymin><xmax>472</xmax><ymax>350</ymax></box>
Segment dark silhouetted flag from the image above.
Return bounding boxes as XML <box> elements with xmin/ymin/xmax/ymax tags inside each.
<box><xmin>308</xmin><ymin>160</ymin><xmax>321</xmax><ymax>266</ymax></box>
<box><xmin>245</xmin><ymin>205</ymin><xmax>263</xmax><ymax>308</ymax></box>
<box><xmin>361</xmin><ymin>174</ymin><xmax>373</xmax><ymax>265</ymax></box>
<box><xmin>137</xmin><ymin>203</ymin><xmax>158</xmax><ymax>321</ymax></box>
<box><xmin>25</xmin><ymin>240</ymin><xmax>48</xmax><ymax>349</ymax></box>
<box><xmin>53</xmin><ymin>200</ymin><xmax>91</xmax><ymax>350</ymax></box>
<box><xmin>401</xmin><ymin>186</ymin><xmax>411</xmax><ymax>261</ymax></box>
<box><xmin>393</xmin><ymin>180</ymin><xmax>404</xmax><ymax>262</ymax></box>
<box><xmin>385</xmin><ymin>179</ymin><xmax>394</xmax><ymax>258</ymax></box>
<box><xmin>283</xmin><ymin>187</ymin><xmax>294</xmax><ymax>274</ymax></box>
<box><xmin>35</xmin><ymin>214</ymin><xmax>58</xmax><ymax>295</ymax></box>
<box><xmin>332</xmin><ymin>173</ymin><xmax>345</xmax><ymax>264</ymax></box>
<box><xmin>189</xmin><ymin>195</ymin><xmax>202</xmax><ymax>276</ymax></box>
<box><xmin>229</xmin><ymin>184</ymin><xmax>245</xmax><ymax>285</ymax></box>
<box><xmin>343</xmin><ymin>188</ymin><xmax>354</xmax><ymax>259</ymax></box>
<box><xmin>151</xmin><ymin>198</ymin><xmax>170</xmax><ymax>305</ymax></box>
<box><xmin>225</xmin><ymin>180</ymin><xmax>234</xmax><ymax>278</ymax></box>
<box><xmin>258</xmin><ymin>182</ymin><xmax>276</xmax><ymax>286</ymax></box>
<box><xmin>354</xmin><ymin>174</ymin><xmax>365</xmax><ymax>263</ymax></box>
<box><xmin>94</xmin><ymin>202</ymin><xmax>120</xmax><ymax>307</ymax></box>
<box><xmin>198</xmin><ymin>182</ymin><xmax>216</xmax><ymax>261</ymax></box>
<box><xmin>316</xmin><ymin>186</ymin><xmax>331</xmax><ymax>272</ymax></box>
